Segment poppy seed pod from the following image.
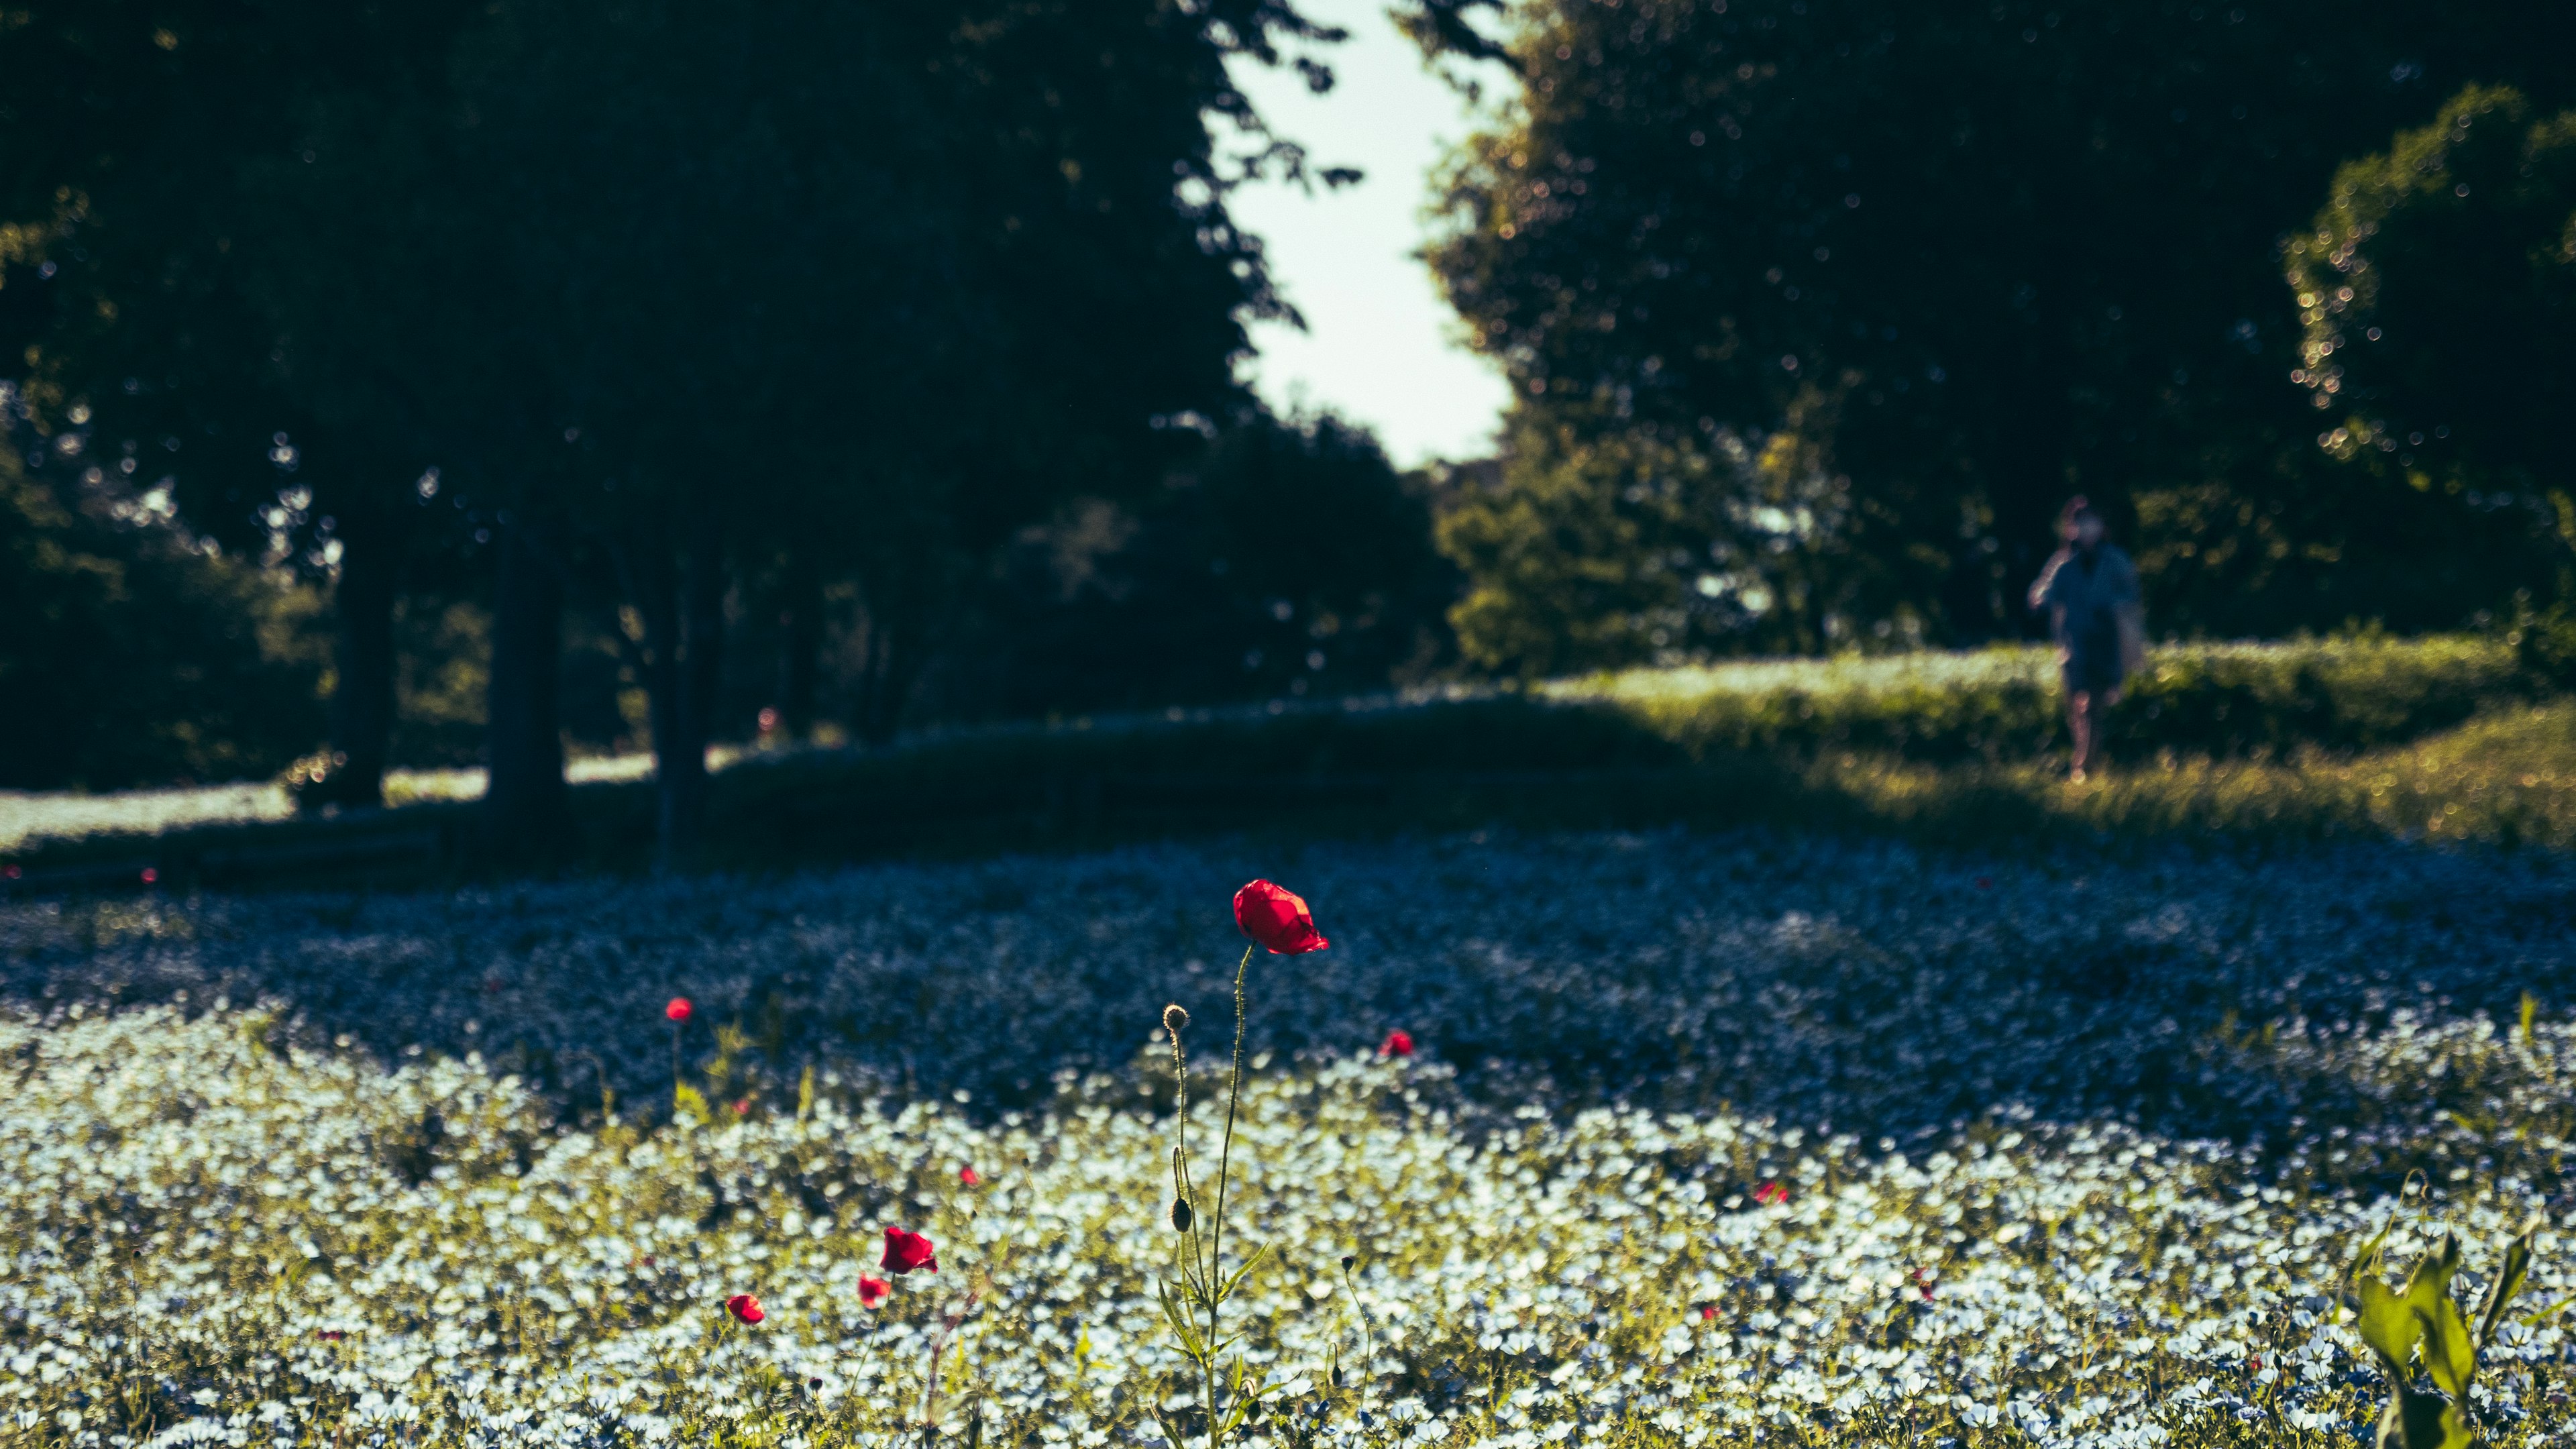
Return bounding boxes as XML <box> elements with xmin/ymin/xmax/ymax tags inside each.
<box><xmin>1163</xmin><ymin>1003</ymin><xmax>1189</xmax><ymax>1034</ymax></box>
<box><xmin>1170</xmin><ymin>1195</ymin><xmax>1194</xmax><ymax>1232</ymax></box>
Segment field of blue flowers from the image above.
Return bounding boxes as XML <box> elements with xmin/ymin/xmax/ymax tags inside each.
<box><xmin>4</xmin><ymin>827</ymin><xmax>2573</xmax><ymax>1447</ymax></box>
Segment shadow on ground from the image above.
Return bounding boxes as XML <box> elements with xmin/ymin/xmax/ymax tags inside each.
<box><xmin>5</xmin><ymin>825</ymin><xmax>2573</xmax><ymax>1189</ymax></box>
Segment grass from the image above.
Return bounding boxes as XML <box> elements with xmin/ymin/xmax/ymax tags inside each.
<box><xmin>2</xmin><ymin>635</ymin><xmax>2564</xmax><ymax>892</ymax></box>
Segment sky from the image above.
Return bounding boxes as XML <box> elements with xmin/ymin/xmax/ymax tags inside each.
<box><xmin>1222</xmin><ymin>0</ymin><xmax>1513</xmax><ymax>468</ymax></box>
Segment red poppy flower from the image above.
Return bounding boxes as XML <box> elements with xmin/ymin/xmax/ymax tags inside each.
<box><xmin>1234</xmin><ymin>879</ymin><xmax>1329</xmax><ymax>955</ymax></box>
<box><xmin>1915</xmin><ymin>1268</ymin><xmax>1935</xmax><ymax>1301</ymax></box>
<box><xmin>1753</xmin><ymin>1181</ymin><xmax>1789</xmax><ymax>1207</ymax></box>
<box><xmin>1379</xmin><ymin>1029</ymin><xmax>1414</xmax><ymax>1058</ymax></box>
<box><xmin>665</xmin><ymin>997</ymin><xmax>693</xmax><ymax>1023</ymax></box>
<box><xmin>730</xmin><ymin>1098</ymin><xmax>751</xmax><ymax>1116</ymax></box>
<box><xmin>1698</xmin><ymin>1305</ymin><xmax>1717</xmax><ymax>1322</ymax></box>
<box><xmin>882</xmin><ymin>1226</ymin><xmax>938</xmax><ymax>1275</ymax></box>
<box><xmin>959</xmin><ymin>1166</ymin><xmax>981</xmax><ymax>1186</ymax></box>
<box><xmin>857</xmin><ymin>1275</ymin><xmax>891</xmax><ymax>1307</ymax></box>
<box><xmin>140</xmin><ymin>867</ymin><xmax>158</xmax><ymax>885</ymax></box>
<box><xmin>725</xmin><ymin>1293</ymin><xmax>764</xmax><ymax>1324</ymax></box>
<box><xmin>317</xmin><ymin>1329</ymin><xmax>346</xmax><ymax>1342</ymax></box>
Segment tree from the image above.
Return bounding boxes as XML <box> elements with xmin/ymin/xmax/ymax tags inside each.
<box><xmin>0</xmin><ymin>0</ymin><xmax>483</xmax><ymax>806</ymax></box>
<box><xmin>0</xmin><ymin>415</ymin><xmax>325</xmax><ymax>789</ymax></box>
<box><xmin>2286</xmin><ymin>85</ymin><xmax>2576</xmax><ymax>659</ymax></box>
<box><xmin>943</xmin><ymin>407</ymin><xmax>1456</xmax><ymax>713</ymax></box>
<box><xmin>1401</xmin><ymin>0</ymin><xmax>2576</xmax><ymax>663</ymax></box>
<box><xmin>2287</xmin><ymin>85</ymin><xmax>2576</xmax><ymax>515</ymax></box>
<box><xmin>1439</xmin><ymin>405</ymin><xmax>1866</xmax><ymax>674</ymax></box>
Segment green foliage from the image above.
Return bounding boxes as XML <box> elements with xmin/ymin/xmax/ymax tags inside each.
<box><xmin>2346</xmin><ymin>1217</ymin><xmax>2543</xmax><ymax>1449</ymax></box>
<box><xmin>1437</xmin><ymin>415</ymin><xmax>1875</xmax><ymax>675</ymax></box>
<box><xmin>1562</xmin><ymin>635</ymin><xmax>2525</xmax><ymax>761</ymax></box>
<box><xmin>938</xmin><ymin>409</ymin><xmax>1456</xmax><ymax>719</ymax></box>
<box><xmin>0</xmin><ymin>458</ymin><xmax>326</xmax><ymax>790</ymax></box>
<box><xmin>1407</xmin><ymin>0</ymin><xmax>2576</xmax><ymax>644</ymax></box>
<box><xmin>2287</xmin><ymin>85</ymin><xmax>2576</xmax><ymax>514</ymax></box>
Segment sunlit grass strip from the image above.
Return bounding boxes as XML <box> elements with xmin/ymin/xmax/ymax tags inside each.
<box><xmin>1786</xmin><ymin>702</ymin><xmax>2576</xmax><ymax>848</ymax></box>
<box><xmin>1558</xmin><ymin>634</ymin><xmax>2526</xmax><ymax>761</ymax></box>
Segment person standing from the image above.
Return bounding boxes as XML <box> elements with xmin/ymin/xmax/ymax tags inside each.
<box><xmin>2027</xmin><ymin>497</ymin><xmax>2143</xmax><ymax>782</ymax></box>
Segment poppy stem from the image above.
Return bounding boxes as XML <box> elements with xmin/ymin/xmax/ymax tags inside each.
<box><xmin>1204</xmin><ymin>941</ymin><xmax>1255</xmax><ymax>1449</ymax></box>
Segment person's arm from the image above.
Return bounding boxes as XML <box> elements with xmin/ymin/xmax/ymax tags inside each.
<box><xmin>2027</xmin><ymin>551</ymin><xmax>2066</xmax><ymax>614</ymax></box>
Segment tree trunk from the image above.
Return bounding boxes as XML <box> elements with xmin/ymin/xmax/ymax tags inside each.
<box><xmin>630</xmin><ymin>529</ymin><xmax>726</xmax><ymax>871</ymax></box>
<box><xmin>779</xmin><ymin>554</ymin><xmax>822</xmax><ymax>739</ymax></box>
<box><xmin>484</xmin><ymin>515</ymin><xmax>569</xmax><ymax>863</ymax></box>
<box><xmin>324</xmin><ymin>520</ymin><xmax>400</xmax><ymax>808</ymax></box>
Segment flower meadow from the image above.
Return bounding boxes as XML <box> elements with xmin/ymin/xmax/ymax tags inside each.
<box><xmin>6</xmin><ymin>829</ymin><xmax>2576</xmax><ymax>1448</ymax></box>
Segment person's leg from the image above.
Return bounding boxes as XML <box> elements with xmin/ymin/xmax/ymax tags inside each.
<box><xmin>2068</xmin><ymin>689</ymin><xmax>2096</xmax><ymax>781</ymax></box>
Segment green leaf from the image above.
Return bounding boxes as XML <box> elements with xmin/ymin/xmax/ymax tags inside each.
<box><xmin>2347</xmin><ymin>1220</ymin><xmax>2395</xmax><ymax>1306</ymax></box>
<box><xmin>1151</xmin><ymin>1407</ymin><xmax>1189</xmax><ymax>1449</ymax></box>
<box><xmin>2375</xmin><ymin>1386</ymin><xmax>2461</xmax><ymax>1449</ymax></box>
<box><xmin>2357</xmin><ymin>1272</ymin><xmax>2422</xmax><ymax>1377</ymax></box>
<box><xmin>1219</xmin><ymin>1242</ymin><xmax>1273</xmax><ymax>1303</ymax></box>
<box><xmin>2518</xmin><ymin>1292</ymin><xmax>2575</xmax><ymax>1326</ymax></box>
<box><xmin>2477</xmin><ymin>1215</ymin><xmax>2541</xmax><ymax>1344</ymax></box>
<box><xmin>2398</xmin><ymin>1232</ymin><xmax>2465</xmax><ymax>1342</ymax></box>
<box><xmin>1157</xmin><ymin>1280</ymin><xmax>1207</xmax><ymax>1359</ymax></box>
<box><xmin>672</xmin><ymin>1082</ymin><xmax>710</xmax><ymax>1125</ymax></box>
<box><xmin>2414</xmin><ymin>1297</ymin><xmax>2476</xmax><ymax>1401</ymax></box>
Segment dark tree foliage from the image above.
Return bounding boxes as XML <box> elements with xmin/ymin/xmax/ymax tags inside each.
<box><xmin>0</xmin><ymin>0</ymin><xmax>486</xmax><ymax>804</ymax></box>
<box><xmin>2285</xmin><ymin>86</ymin><xmax>2576</xmax><ymax>667</ymax></box>
<box><xmin>0</xmin><ymin>439</ymin><xmax>324</xmax><ymax>790</ymax></box>
<box><xmin>2288</xmin><ymin>86</ymin><xmax>2576</xmax><ymax>519</ymax></box>
<box><xmin>1404</xmin><ymin>0</ymin><xmax>2576</xmax><ymax>667</ymax></box>
<box><xmin>926</xmin><ymin>409</ymin><xmax>1456</xmax><ymax>718</ymax></box>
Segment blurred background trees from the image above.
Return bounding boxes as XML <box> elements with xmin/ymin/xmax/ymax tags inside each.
<box><xmin>5</xmin><ymin>0</ymin><xmax>2576</xmax><ymax>853</ymax></box>
<box><xmin>1405</xmin><ymin>0</ymin><xmax>2576</xmax><ymax>671</ymax></box>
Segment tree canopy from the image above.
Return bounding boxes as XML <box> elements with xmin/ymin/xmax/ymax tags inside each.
<box><xmin>1405</xmin><ymin>0</ymin><xmax>2576</xmax><ymax>670</ymax></box>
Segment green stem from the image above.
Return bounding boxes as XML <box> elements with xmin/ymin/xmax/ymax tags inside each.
<box><xmin>1205</xmin><ymin>943</ymin><xmax>1255</xmax><ymax>1449</ymax></box>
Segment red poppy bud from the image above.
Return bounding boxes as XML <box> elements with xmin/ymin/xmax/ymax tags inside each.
<box><xmin>959</xmin><ymin>1166</ymin><xmax>981</xmax><ymax>1185</ymax></box>
<box><xmin>882</xmin><ymin>1226</ymin><xmax>938</xmax><ymax>1275</ymax></box>
<box><xmin>1754</xmin><ymin>1181</ymin><xmax>1788</xmax><ymax>1206</ymax></box>
<box><xmin>857</xmin><ymin>1275</ymin><xmax>890</xmax><ymax>1307</ymax></box>
<box><xmin>725</xmin><ymin>1293</ymin><xmax>764</xmax><ymax>1324</ymax></box>
<box><xmin>665</xmin><ymin>997</ymin><xmax>693</xmax><ymax>1023</ymax></box>
<box><xmin>1379</xmin><ymin>1029</ymin><xmax>1414</xmax><ymax>1058</ymax></box>
<box><xmin>1234</xmin><ymin>879</ymin><xmax>1329</xmax><ymax>955</ymax></box>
